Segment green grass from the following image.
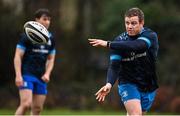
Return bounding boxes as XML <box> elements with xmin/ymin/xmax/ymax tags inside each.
<box><xmin>42</xmin><ymin>109</ymin><xmax>124</xmax><ymax>115</ymax></box>
<box><xmin>0</xmin><ymin>108</ymin><xmax>176</xmax><ymax>115</ymax></box>
<box><xmin>0</xmin><ymin>108</ymin><xmax>125</xmax><ymax>115</ymax></box>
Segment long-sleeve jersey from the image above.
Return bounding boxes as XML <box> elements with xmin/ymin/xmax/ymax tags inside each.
<box><xmin>106</xmin><ymin>27</ymin><xmax>159</xmax><ymax>92</ymax></box>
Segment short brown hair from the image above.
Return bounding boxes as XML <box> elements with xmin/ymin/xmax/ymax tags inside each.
<box><xmin>125</xmin><ymin>7</ymin><xmax>144</xmax><ymax>22</ymax></box>
<box><xmin>34</xmin><ymin>8</ymin><xmax>51</xmax><ymax>19</ymax></box>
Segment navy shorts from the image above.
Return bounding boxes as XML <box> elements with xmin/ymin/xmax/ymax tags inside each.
<box><xmin>19</xmin><ymin>75</ymin><xmax>47</xmax><ymax>95</ymax></box>
<box><xmin>118</xmin><ymin>83</ymin><xmax>156</xmax><ymax>111</ymax></box>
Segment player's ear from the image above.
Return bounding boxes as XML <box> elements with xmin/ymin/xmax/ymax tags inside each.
<box><xmin>140</xmin><ymin>20</ymin><xmax>144</xmax><ymax>26</ymax></box>
<box><xmin>35</xmin><ymin>18</ymin><xmax>40</xmax><ymax>22</ymax></box>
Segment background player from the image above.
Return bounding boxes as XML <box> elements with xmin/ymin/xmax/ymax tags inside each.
<box><xmin>89</xmin><ymin>7</ymin><xmax>159</xmax><ymax>115</ymax></box>
<box><xmin>14</xmin><ymin>8</ymin><xmax>56</xmax><ymax>115</ymax></box>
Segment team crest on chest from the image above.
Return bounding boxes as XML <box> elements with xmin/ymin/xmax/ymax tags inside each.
<box><xmin>40</xmin><ymin>45</ymin><xmax>45</xmax><ymax>49</ymax></box>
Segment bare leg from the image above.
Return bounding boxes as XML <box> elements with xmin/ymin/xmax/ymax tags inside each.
<box><xmin>124</xmin><ymin>99</ymin><xmax>142</xmax><ymax>116</ymax></box>
<box><xmin>31</xmin><ymin>94</ymin><xmax>46</xmax><ymax>115</ymax></box>
<box><xmin>15</xmin><ymin>89</ymin><xmax>32</xmax><ymax>115</ymax></box>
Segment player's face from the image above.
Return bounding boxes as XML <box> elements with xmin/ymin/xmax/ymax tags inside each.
<box><xmin>36</xmin><ymin>15</ymin><xmax>51</xmax><ymax>29</ymax></box>
<box><xmin>125</xmin><ymin>16</ymin><xmax>144</xmax><ymax>36</ymax></box>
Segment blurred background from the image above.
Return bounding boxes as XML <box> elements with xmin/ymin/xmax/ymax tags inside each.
<box><xmin>0</xmin><ymin>0</ymin><xmax>180</xmax><ymax>114</ymax></box>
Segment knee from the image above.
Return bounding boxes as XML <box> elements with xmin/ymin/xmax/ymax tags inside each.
<box><xmin>32</xmin><ymin>105</ymin><xmax>43</xmax><ymax>113</ymax></box>
<box><xmin>20</xmin><ymin>101</ymin><xmax>32</xmax><ymax>109</ymax></box>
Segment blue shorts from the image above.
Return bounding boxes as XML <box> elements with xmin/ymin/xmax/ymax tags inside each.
<box><xmin>19</xmin><ymin>75</ymin><xmax>47</xmax><ymax>95</ymax></box>
<box><xmin>118</xmin><ymin>83</ymin><xmax>156</xmax><ymax>112</ymax></box>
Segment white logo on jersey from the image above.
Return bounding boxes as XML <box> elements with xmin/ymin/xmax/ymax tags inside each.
<box><xmin>40</xmin><ymin>45</ymin><xmax>45</xmax><ymax>49</ymax></box>
<box><xmin>122</xmin><ymin>52</ymin><xmax>147</xmax><ymax>62</ymax></box>
<box><xmin>32</xmin><ymin>49</ymin><xmax>49</xmax><ymax>53</ymax></box>
<box><xmin>32</xmin><ymin>45</ymin><xmax>48</xmax><ymax>53</ymax></box>
<box><xmin>122</xmin><ymin>91</ymin><xmax>128</xmax><ymax>98</ymax></box>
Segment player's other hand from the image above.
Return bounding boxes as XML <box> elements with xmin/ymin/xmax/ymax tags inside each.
<box><xmin>15</xmin><ymin>76</ymin><xmax>23</xmax><ymax>87</ymax></box>
<box><xmin>42</xmin><ymin>74</ymin><xmax>50</xmax><ymax>83</ymax></box>
<box><xmin>95</xmin><ymin>83</ymin><xmax>112</xmax><ymax>102</ymax></box>
<box><xmin>88</xmin><ymin>39</ymin><xmax>107</xmax><ymax>47</ymax></box>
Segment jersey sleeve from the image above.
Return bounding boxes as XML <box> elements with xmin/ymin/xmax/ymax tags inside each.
<box><xmin>48</xmin><ymin>33</ymin><xmax>56</xmax><ymax>55</ymax></box>
<box><xmin>139</xmin><ymin>31</ymin><xmax>158</xmax><ymax>49</ymax></box>
<box><xmin>109</xmin><ymin>31</ymin><xmax>158</xmax><ymax>52</ymax></box>
<box><xmin>110</xmin><ymin>40</ymin><xmax>147</xmax><ymax>52</ymax></box>
<box><xmin>16</xmin><ymin>33</ymin><xmax>28</xmax><ymax>51</ymax></box>
<box><xmin>106</xmin><ymin>49</ymin><xmax>121</xmax><ymax>86</ymax></box>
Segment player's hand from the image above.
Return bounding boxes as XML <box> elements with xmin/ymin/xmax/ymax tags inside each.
<box><xmin>41</xmin><ymin>74</ymin><xmax>50</xmax><ymax>83</ymax></box>
<box><xmin>95</xmin><ymin>83</ymin><xmax>112</xmax><ymax>102</ymax></box>
<box><xmin>15</xmin><ymin>76</ymin><xmax>23</xmax><ymax>87</ymax></box>
<box><xmin>88</xmin><ymin>39</ymin><xmax>107</xmax><ymax>47</ymax></box>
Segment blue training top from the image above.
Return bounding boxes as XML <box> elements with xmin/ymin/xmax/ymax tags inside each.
<box><xmin>107</xmin><ymin>27</ymin><xmax>159</xmax><ymax>92</ymax></box>
<box><xmin>16</xmin><ymin>33</ymin><xmax>56</xmax><ymax>79</ymax></box>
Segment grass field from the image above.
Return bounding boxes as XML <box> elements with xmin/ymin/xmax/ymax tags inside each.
<box><xmin>0</xmin><ymin>108</ymin><xmax>177</xmax><ymax>115</ymax></box>
<box><xmin>0</xmin><ymin>108</ymin><xmax>125</xmax><ymax>115</ymax></box>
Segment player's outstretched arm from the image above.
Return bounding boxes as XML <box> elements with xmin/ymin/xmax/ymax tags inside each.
<box><xmin>88</xmin><ymin>38</ymin><xmax>150</xmax><ymax>52</ymax></box>
<box><xmin>95</xmin><ymin>83</ymin><xmax>112</xmax><ymax>102</ymax></box>
<box><xmin>88</xmin><ymin>39</ymin><xmax>108</xmax><ymax>47</ymax></box>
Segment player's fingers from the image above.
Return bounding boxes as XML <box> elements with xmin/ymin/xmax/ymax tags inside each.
<box><xmin>95</xmin><ymin>89</ymin><xmax>102</xmax><ymax>96</ymax></box>
<box><xmin>16</xmin><ymin>83</ymin><xmax>19</xmax><ymax>87</ymax></box>
<box><xmin>96</xmin><ymin>93</ymin><xmax>101</xmax><ymax>100</ymax></box>
<box><xmin>95</xmin><ymin>87</ymin><xmax>104</xmax><ymax>95</ymax></box>
<box><xmin>90</xmin><ymin>42</ymin><xmax>99</xmax><ymax>46</ymax></box>
<box><xmin>44</xmin><ymin>79</ymin><xmax>48</xmax><ymax>83</ymax></box>
<box><xmin>102</xmin><ymin>96</ymin><xmax>105</xmax><ymax>102</ymax></box>
<box><xmin>90</xmin><ymin>40</ymin><xmax>99</xmax><ymax>43</ymax></box>
<box><xmin>98</xmin><ymin>96</ymin><xmax>102</xmax><ymax>102</ymax></box>
<box><xmin>95</xmin><ymin>93</ymin><xmax>101</xmax><ymax>99</ymax></box>
<box><xmin>43</xmin><ymin>78</ymin><xmax>49</xmax><ymax>83</ymax></box>
<box><xmin>99</xmin><ymin>95</ymin><xmax>104</xmax><ymax>102</ymax></box>
<box><xmin>15</xmin><ymin>81</ymin><xmax>18</xmax><ymax>86</ymax></box>
<box><xmin>88</xmin><ymin>39</ymin><xmax>97</xmax><ymax>41</ymax></box>
<box><xmin>93</xmin><ymin>40</ymin><xmax>104</xmax><ymax>46</ymax></box>
<box><xmin>15</xmin><ymin>82</ymin><xmax>19</xmax><ymax>87</ymax></box>
<box><xmin>92</xmin><ymin>43</ymin><xmax>100</xmax><ymax>46</ymax></box>
<box><xmin>96</xmin><ymin>96</ymin><xmax>99</xmax><ymax>101</ymax></box>
<box><xmin>98</xmin><ymin>94</ymin><xmax>104</xmax><ymax>102</ymax></box>
<box><xmin>89</xmin><ymin>41</ymin><xmax>97</xmax><ymax>44</ymax></box>
<box><xmin>16</xmin><ymin>81</ymin><xmax>22</xmax><ymax>87</ymax></box>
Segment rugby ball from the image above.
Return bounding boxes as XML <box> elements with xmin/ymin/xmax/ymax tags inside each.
<box><xmin>24</xmin><ymin>21</ymin><xmax>49</xmax><ymax>44</ymax></box>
